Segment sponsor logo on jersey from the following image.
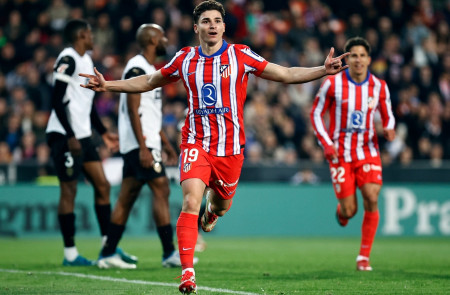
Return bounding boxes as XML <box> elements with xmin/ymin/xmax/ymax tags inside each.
<box><xmin>183</xmin><ymin>163</ymin><xmax>191</xmax><ymax>173</ymax></box>
<box><xmin>220</xmin><ymin>64</ymin><xmax>231</xmax><ymax>78</ymax></box>
<box><xmin>194</xmin><ymin>107</ymin><xmax>230</xmax><ymax>116</ymax></box>
<box><xmin>201</xmin><ymin>83</ymin><xmax>217</xmax><ymax>106</ymax></box>
<box><xmin>351</xmin><ymin>111</ymin><xmax>364</xmax><ymax>128</ymax></box>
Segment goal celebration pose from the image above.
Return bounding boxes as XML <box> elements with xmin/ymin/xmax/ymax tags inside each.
<box><xmin>81</xmin><ymin>1</ymin><xmax>349</xmax><ymax>292</ymax></box>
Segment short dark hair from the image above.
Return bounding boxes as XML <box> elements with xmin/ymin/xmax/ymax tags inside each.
<box><xmin>193</xmin><ymin>0</ymin><xmax>225</xmax><ymax>24</ymax></box>
<box><xmin>344</xmin><ymin>37</ymin><xmax>371</xmax><ymax>55</ymax></box>
<box><xmin>63</xmin><ymin>19</ymin><xmax>89</xmax><ymax>44</ymax></box>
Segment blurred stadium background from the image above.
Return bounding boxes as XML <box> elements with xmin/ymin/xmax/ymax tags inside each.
<box><xmin>0</xmin><ymin>1</ymin><xmax>449</xmax><ymax>294</ymax></box>
<box><xmin>0</xmin><ymin>0</ymin><xmax>449</xmax><ymax>236</ymax></box>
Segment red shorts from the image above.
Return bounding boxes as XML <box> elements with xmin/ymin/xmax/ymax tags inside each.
<box><xmin>328</xmin><ymin>156</ymin><xmax>383</xmax><ymax>199</ymax></box>
<box><xmin>179</xmin><ymin>143</ymin><xmax>244</xmax><ymax>200</ymax></box>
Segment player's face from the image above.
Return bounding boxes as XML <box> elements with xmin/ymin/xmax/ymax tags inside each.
<box><xmin>83</xmin><ymin>26</ymin><xmax>94</xmax><ymax>50</ymax></box>
<box><xmin>194</xmin><ymin>10</ymin><xmax>225</xmax><ymax>46</ymax></box>
<box><xmin>345</xmin><ymin>45</ymin><xmax>371</xmax><ymax>78</ymax></box>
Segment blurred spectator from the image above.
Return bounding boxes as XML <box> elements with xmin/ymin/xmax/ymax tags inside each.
<box><xmin>4</xmin><ymin>10</ymin><xmax>28</xmax><ymax>46</ymax></box>
<box><xmin>290</xmin><ymin>169</ymin><xmax>319</xmax><ymax>185</ymax></box>
<box><xmin>2</xmin><ymin>113</ymin><xmax>22</xmax><ymax>153</ymax></box>
<box><xmin>93</xmin><ymin>13</ymin><xmax>115</xmax><ymax>55</ymax></box>
<box><xmin>46</xmin><ymin>0</ymin><xmax>70</xmax><ymax>32</ymax></box>
<box><xmin>0</xmin><ymin>141</ymin><xmax>12</xmax><ymax>164</ymax></box>
<box><xmin>20</xmin><ymin>131</ymin><xmax>37</xmax><ymax>161</ymax></box>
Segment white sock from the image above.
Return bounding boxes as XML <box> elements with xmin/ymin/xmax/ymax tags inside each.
<box><xmin>64</xmin><ymin>247</ymin><xmax>79</xmax><ymax>261</ymax></box>
<box><xmin>182</xmin><ymin>268</ymin><xmax>195</xmax><ymax>276</ymax></box>
<box><xmin>356</xmin><ymin>255</ymin><xmax>369</xmax><ymax>262</ymax></box>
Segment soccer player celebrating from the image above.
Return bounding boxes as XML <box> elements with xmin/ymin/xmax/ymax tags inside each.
<box><xmin>97</xmin><ymin>24</ymin><xmax>197</xmax><ymax>269</ymax></box>
<box><xmin>81</xmin><ymin>1</ymin><xmax>348</xmax><ymax>293</ymax></box>
<box><xmin>310</xmin><ymin>37</ymin><xmax>396</xmax><ymax>271</ymax></box>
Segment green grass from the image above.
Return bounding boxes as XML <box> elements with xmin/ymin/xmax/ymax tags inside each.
<box><xmin>0</xmin><ymin>237</ymin><xmax>449</xmax><ymax>294</ymax></box>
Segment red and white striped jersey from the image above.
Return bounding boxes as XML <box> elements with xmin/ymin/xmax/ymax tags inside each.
<box><xmin>160</xmin><ymin>41</ymin><xmax>268</xmax><ymax>156</ymax></box>
<box><xmin>310</xmin><ymin>70</ymin><xmax>395</xmax><ymax>162</ymax></box>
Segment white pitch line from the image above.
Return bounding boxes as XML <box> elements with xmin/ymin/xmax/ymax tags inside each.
<box><xmin>0</xmin><ymin>269</ymin><xmax>261</xmax><ymax>295</ymax></box>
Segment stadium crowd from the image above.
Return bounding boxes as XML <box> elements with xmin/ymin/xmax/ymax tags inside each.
<box><xmin>0</xmin><ymin>0</ymin><xmax>449</xmax><ymax>176</ymax></box>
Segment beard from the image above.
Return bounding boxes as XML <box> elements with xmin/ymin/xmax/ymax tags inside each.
<box><xmin>156</xmin><ymin>45</ymin><xmax>167</xmax><ymax>57</ymax></box>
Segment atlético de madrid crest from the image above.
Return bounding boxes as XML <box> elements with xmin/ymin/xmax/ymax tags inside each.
<box><xmin>220</xmin><ymin>64</ymin><xmax>231</xmax><ymax>78</ymax></box>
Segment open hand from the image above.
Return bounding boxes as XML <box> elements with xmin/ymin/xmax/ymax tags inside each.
<box><xmin>79</xmin><ymin>67</ymin><xmax>107</xmax><ymax>92</ymax></box>
<box><xmin>324</xmin><ymin>47</ymin><xmax>349</xmax><ymax>75</ymax></box>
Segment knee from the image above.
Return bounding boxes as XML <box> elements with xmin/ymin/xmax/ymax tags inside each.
<box><xmin>182</xmin><ymin>194</ymin><xmax>202</xmax><ymax>213</ymax></box>
<box><xmin>154</xmin><ymin>186</ymin><xmax>170</xmax><ymax>201</ymax></box>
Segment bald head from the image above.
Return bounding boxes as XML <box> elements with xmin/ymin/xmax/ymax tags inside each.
<box><xmin>136</xmin><ymin>24</ymin><xmax>164</xmax><ymax>49</ymax></box>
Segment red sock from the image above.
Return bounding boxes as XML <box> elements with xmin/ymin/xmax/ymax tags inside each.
<box><xmin>176</xmin><ymin>212</ymin><xmax>198</xmax><ymax>269</ymax></box>
<box><xmin>360</xmin><ymin>210</ymin><xmax>379</xmax><ymax>258</ymax></box>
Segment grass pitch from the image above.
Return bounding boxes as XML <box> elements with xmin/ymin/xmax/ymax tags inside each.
<box><xmin>0</xmin><ymin>237</ymin><xmax>449</xmax><ymax>294</ymax></box>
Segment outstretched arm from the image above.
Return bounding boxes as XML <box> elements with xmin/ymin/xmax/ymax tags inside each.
<box><xmin>80</xmin><ymin>67</ymin><xmax>172</xmax><ymax>93</ymax></box>
<box><xmin>260</xmin><ymin>47</ymin><xmax>349</xmax><ymax>84</ymax></box>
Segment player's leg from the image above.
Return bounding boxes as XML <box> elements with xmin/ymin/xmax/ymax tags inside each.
<box><xmin>48</xmin><ymin>133</ymin><xmax>93</xmax><ymax>266</ymax></box>
<box><xmin>58</xmin><ymin>180</ymin><xmax>94</xmax><ymax>265</ymax></box>
<box><xmin>177</xmin><ymin>178</ymin><xmax>205</xmax><ymax>294</ymax></box>
<box><xmin>329</xmin><ymin>161</ymin><xmax>357</xmax><ymax>226</ymax></box>
<box><xmin>83</xmin><ymin>160</ymin><xmax>111</xmax><ymax>238</ymax></box>
<box><xmin>177</xmin><ymin>144</ymin><xmax>212</xmax><ymax>293</ymax></box>
<box><xmin>355</xmin><ymin>158</ymin><xmax>383</xmax><ymax>271</ymax></box>
<box><xmin>97</xmin><ymin>176</ymin><xmax>141</xmax><ymax>269</ymax></box>
<box><xmin>336</xmin><ymin>194</ymin><xmax>357</xmax><ymax>226</ymax></box>
<box><xmin>200</xmin><ymin>188</ymin><xmax>232</xmax><ymax>232</ymax></box>
<box><xmin>356</xmin><ymin>182</ymin><xmax>381</xmax><ymax>271</ymax></box>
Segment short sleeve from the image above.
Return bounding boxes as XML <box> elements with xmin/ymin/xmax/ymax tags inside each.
<box><xmin>238</xmin><ymin>46</ymin><xmax>268</xmax><ymax>76</ymax></box>
<box><xmin>160</xmin><ymin>49</ymin><xmax>186</xmax><ymax>79</ymax></box>
<box><xmin>53</xmin><ymin>55</ymin><xmax>76</xmax><ymax>83</ymax></box>
<box><xmin>124</xmin><ymin>67</ymin><xmax>146</xmax><ymax>79</ymax></box>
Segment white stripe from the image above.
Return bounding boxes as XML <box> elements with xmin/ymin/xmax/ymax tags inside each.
<box><xmin>369</xmin><ymin>77</ymin><xmax>381</xmax><ymax>157</ymax></box>
<box><xmin>383</xmin><ymin>83</ymin><xmax>396</xmax><ymax>129</ymax></box>
<box><xmin>334</xmin><ymin>73</ymin><xmax>342</xmax><ymax>151</ymax></box>
<box><xmin>240</xmin><ymin>47</ymin><xmax>264</xmax><ymax>62</ymax></box>
<box><xmin>53</xmin><ymin>72</ymin><xmax>72</xmax><ymax>83</ymax></box>
<box><xmin>344</xmin><ymin>81</ymin><xmax>355</xmax><ymax>162</ymax></box>
<box><xmin>356</xmin><ymin>83</ymin><xmax>368</xmax><ymax>160</ymax></box>
<box><xmin>0</xmin><ymin>269</ymin><xmax>260</xmax><ymax>295</ymax></box>
<box><xmin>164</xmin><ymin>50</ymin><xmax>184</xmax><ymax>70</ymax></box>
<box><xmin>183</xmin><ymin>48</ymin><xmax>196</xmax><ymax>144</ymax></box>
<box><xmin>228</xmin><ymin>45</ymin><xmax>240</xmax><ymax>154</ymax></box>
<box><xmin>196</xmin><ymin>57</ymin><xmax>211</xmax><ymax>152</ymax></box>
<box><xmin>215</xmin><ymin>56</ymin><xmax>226</xmax><ymax>156</ymax></box>
<box><xmin>311</xmin><ymin>80</ymin><xmax>333</xmax><ymax>147</ymax></box>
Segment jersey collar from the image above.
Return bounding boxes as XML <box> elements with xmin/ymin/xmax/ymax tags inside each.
<box><xmin>198</xmin><ymin>40</ymin><xmax>228</xmax><ymax>58</ymax></box>
<box><xmin>344</xmin><ymin>68</ymin><xmax>371</xmax><ymax>86</ymax></box>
